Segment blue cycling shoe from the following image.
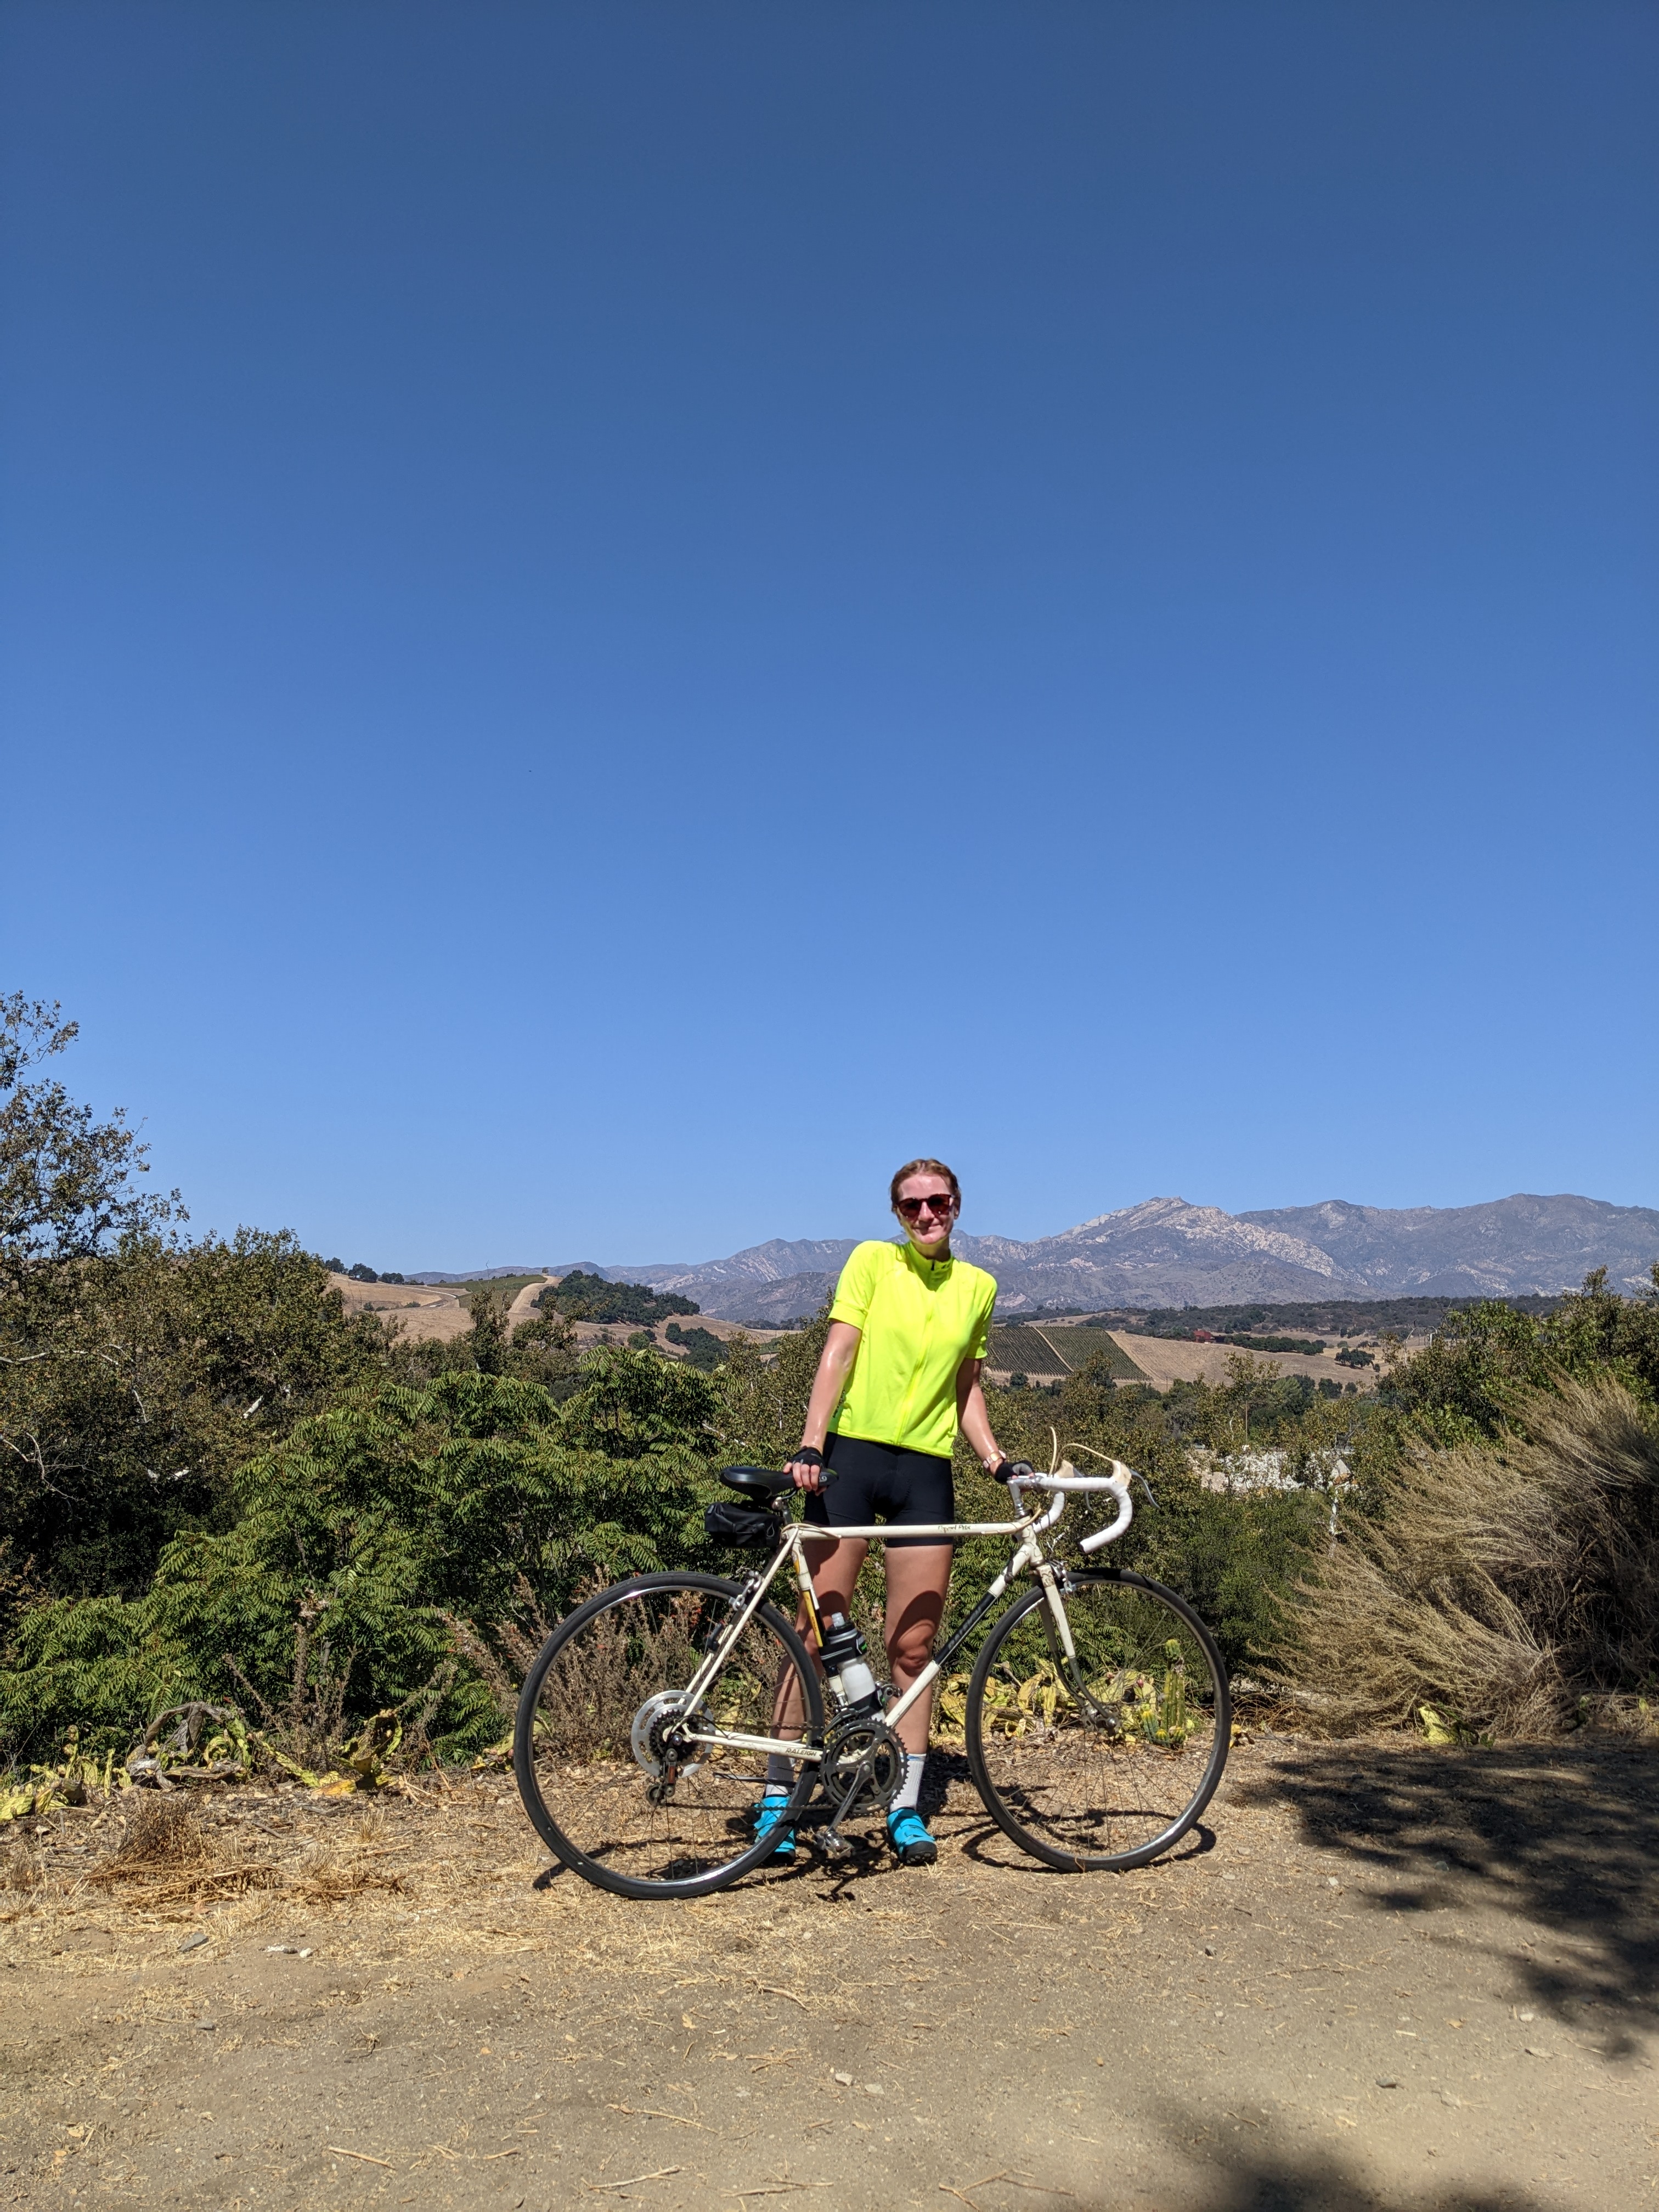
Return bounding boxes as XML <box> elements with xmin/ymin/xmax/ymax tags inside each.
<box><xmin>886</xmin><ymin>1809</ymin><xmax>938</xmax><ymax>1866</ymax></box>
<box><xmin>751</xmin><ymin>1796</ymin><xmax>796</xmax><ymax>1861</ymax></box>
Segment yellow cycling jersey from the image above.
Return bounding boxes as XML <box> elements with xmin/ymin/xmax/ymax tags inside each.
<box><xmin>827</xmin><ymin>1238</ymin><xmax>997</xmax><ymax>1459</ymax></box>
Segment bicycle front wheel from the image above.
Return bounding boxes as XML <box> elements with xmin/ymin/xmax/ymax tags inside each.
<box><xmin>966</xmin><ymin>1571</ymin><xmax>1231</xmax><ymax>1872</ymax></box>
<box><xmin>514</xmin><ymin>1572</ymin><xmax>823</xmax><ymax>1900</ymax></box>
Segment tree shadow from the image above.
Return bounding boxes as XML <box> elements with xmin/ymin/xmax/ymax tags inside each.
<box><xmin>1234</xmin><ymin>1735</ymin><xmax>1659</xmax><ymax>2053</ymax></box>
<box><xmin>952</xmin><ymin>2107</ymin><xmax>1550</xmax><ymax>2212</ymax></box>
<box><xmin>1148</xmin><ymin>2139</ymin><xmax>1543</xmax><ymax>2212</ymax></box>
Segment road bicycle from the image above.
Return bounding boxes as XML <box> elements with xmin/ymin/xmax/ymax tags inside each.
<box><xmin>512</xmin><ymin>1448</ymin><xmax>1230</xmax><ymax>1899</ymax></box>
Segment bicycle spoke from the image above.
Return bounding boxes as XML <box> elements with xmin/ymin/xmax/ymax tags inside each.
<box><xmin>967</xmin><ymin>1574</ymin><xmax>1229</xmax><ymax>1871</ymax></box>
<box><xmin>516</xmin><ymin>1575</ymin><xmax>821</xmax><ymax>1898</ymax></box>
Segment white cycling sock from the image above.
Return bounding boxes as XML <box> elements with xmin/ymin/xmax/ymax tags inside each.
<box><xmin>894</xmin><ymin>1753</ymin><xmax>925</xmax><ymax>1813</ymax></box>
<box><xmin>764</xmin><ymin>1752</ymin><xmax>794</xmax><ymax>1795</ymax></box>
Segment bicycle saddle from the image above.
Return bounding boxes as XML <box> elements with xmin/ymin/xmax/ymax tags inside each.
<box><xmin>718</xmin><ymin>1465</ymin><xmax>797</xmax><ymax>1498</ymax></box>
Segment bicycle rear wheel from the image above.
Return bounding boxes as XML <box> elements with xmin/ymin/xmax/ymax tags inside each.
<box><xmin>514</xmin><ymin>1571</ymin><xmax>823</xmax><ymax>1899</ymax></box>
<box><xmin>966</xmin><ymin>1571</ymin><xmax>1231</xmax><ymax>1872</ymax></box>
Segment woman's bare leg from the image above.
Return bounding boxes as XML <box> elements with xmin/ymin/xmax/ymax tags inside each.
<box><xmin>882</xmin><ymin>1542</ymin><xmax>953</xmax><ymax>1756</ymax></box>
<box><xmin>800</xmin><ymin>1532</ymin><xmax>867</xmax><ymax>1627</ymax></box>
<box><xmin>772</xmin><ymin>1534</ymin><xmax>868</xmax><ymax>1739</ymax></box>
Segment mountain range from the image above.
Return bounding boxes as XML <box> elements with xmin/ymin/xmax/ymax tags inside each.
<box><xmin>524</xmin><ymin>1193</ymin><xmax>1659</xmax><ymax>1323</ymax></box>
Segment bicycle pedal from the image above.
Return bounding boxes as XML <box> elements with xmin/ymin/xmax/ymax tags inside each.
<box><xmin>817</xmin><ymin>1826</ymin><xmax>853</xmax><ymax>1860</ymax></box>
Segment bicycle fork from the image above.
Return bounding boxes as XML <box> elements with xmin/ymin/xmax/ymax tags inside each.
<box><xmin>1036</xmin><ymin>1565</ymin><xmax>1121</xmax><ymax>1729</ymax></box>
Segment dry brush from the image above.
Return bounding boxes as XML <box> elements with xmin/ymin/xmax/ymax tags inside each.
<box><xmin>1279</xmin><ymin>1376</ymin><xmax>1659</xmax><ymax>1736</ymax></box>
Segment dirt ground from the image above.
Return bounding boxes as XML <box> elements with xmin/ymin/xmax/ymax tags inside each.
<box><xmin>330</xmin><ymin>1278</ymin><xmax>476</xmax><ymax>1344</ymax></box>
<box><xmin>502</xmin><ymin>1285</ymin><xmax>543</xmax><ymax>1329</ymax></box>
<box><xmin>3</xmin><ymin>1733</ymin><xmax>1655</xmax><ymax>2212</ymax></box>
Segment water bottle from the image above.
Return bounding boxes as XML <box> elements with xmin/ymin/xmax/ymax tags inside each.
<box><xmin>819</xmin><ymin>1612</ymin><xmax>879</xmax><ymax>1714</ymax></box>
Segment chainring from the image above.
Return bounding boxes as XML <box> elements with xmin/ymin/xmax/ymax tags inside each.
<box><xmin>821</xmin><ymin>1713</ymin><xmax>906</xmax><ymax>1816</ymax></box>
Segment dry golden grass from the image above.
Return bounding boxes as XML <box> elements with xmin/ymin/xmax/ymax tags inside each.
<box><xmin>1</xmin><ymin>1774</ymin><xmax>624</xmax><ymax>1983</ymax></box>
<box><xmin>89</xmin><ymin>1793</ymin><xmax>279</xmax><ymax>1910</ymax></box>
<box><xmin>55</xmin><ymin>1784</ymin><xmax>416</xmax><ymax>1916</ymax></box>
<box><xmin>99</xmin><ymin>1792</ymin><xmax>213</xmax><ymax>1871</ymax></box>
<box><xmin>1280</xmin><ymin>1376</ymin><xmax>1659</xmax><ymax>1737</ymax></box>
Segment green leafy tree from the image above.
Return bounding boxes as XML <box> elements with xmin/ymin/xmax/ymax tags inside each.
<box><xmin>503</xmin><ymin>1307</ymin><xmax>583</xmax><ymax>1394</ymax></box>
<box><xmin>1541</xmin><ymin>1267</ymin><xmax>1659</xmax><ymax>1406</ymax></box>
<box><xmin>0</xmin><ymin>995</ymin><xmax>178</xmax><ymax>1287</ymax></box>
<box><xmin>664</xmin><ymin>1321</ymin><xmax>729</xmax><ymax>1371</ymax></box>
<box><xmin>1</xmin><ymin>1001</ymin><xmax>388</xmax><ymax>1618</ymax></box>
<box><xmin>974</xmin><ymin>1365</ymin><xmax>1321</xmax><ymax>1672</ymax></box>
<box><xmin>544</xmin><ymin>1272</ymin><xmax>698</xmax><ymax>1324</ymax></box>
<box><xmin>464</xmin><ymin>1283</ymin><xmax>509</xmax><ymax>1375</ymax></box>
<box><xmin>1</xmin><ymin>1229</ymin><xmax>386</xmax><ymax>1617</ymax></box>
<box><xmin>710</xmin><ymin>1310</ymin><xmax>831</xmax><ymax>1466</ymax></box>
<box><xmin>1379</xmin><ymin>1299</ymin><xmax>1553</xmax><ymax>1444</ymax></box>
<box><xmin>0</xmin><ymin>1349</ymin><xmax>726</xmax><ymax>1762</ymax></box>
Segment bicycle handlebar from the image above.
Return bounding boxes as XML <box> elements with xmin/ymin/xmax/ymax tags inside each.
<box><xmin>1015</xmin><ymin>1471</ymin><xmax>1116</xmax><ymax>1490</ymax></box>
<box><xmin>1007</xmin><ymin>1459</ymin><xmax>1137</xmax><ymax>1553</ymax></box>
<box><xmin>1078</xmin><ymin>1464</ymin><xmax>1135</xmax><ymax>1551</ymax></box>
<box><xmin>791</xmin><ymin>1454</ymin><xmax>1137</xmax><ymax>1551</ymax></box>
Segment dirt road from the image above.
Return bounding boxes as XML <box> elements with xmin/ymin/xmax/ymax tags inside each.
<box><xmin>504</xmin><ymin>1280</ymin><xmax>552</xmax><ymax>1331</ymax></box>
<box><xmin>3</xmin><ymin>1735</ymin><xmax>1655</xmax><ymax>2210</ymax></box>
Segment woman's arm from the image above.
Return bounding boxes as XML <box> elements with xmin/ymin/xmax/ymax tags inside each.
<box><xmin>955</xmin><ymin>1356</ymin><xmax>1003</xmax><ymax>1472</ymax></box>
<box><xmin>786</xmin><ymin>1321</ymin><xmax>862</xmax><ymax>1489</ymax></box>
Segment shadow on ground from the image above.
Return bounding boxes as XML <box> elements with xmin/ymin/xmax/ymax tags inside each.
<box><xmin>1188</xmin><ymin>2149</ymin><xmax>1541</xmax><ymax>2212</ymax></box>
<box><xmin>1235</xmin><ymin>1734</ymin><xmax>1659</xmax><ymax>2048</ymax></box>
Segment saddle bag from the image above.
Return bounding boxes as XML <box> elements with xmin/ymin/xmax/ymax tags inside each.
<box><xmin>704</xmin><ymin>1499</ymin><xmax>781</xmax><ymax>1550</ymax></box>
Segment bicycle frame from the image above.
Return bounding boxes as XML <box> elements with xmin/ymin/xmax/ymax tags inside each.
<box><xmin>676</xmin><ymin>1463</ymin><xmax>1135</xmax><ymax>1765</ymax></box>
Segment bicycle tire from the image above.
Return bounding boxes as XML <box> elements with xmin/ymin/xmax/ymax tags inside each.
<box><xmin>965</xmin><ymin>1570</ymin><xmax>1231</xmax><ymax>1873</ymax></box>
<box><xmin>514</xmin><ymin>1571</ymin><xmax>824</xmax><ymax>1900</ymax></box>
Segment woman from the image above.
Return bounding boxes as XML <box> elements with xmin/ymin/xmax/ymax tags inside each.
<box><xmin>758</xmin><ymin>1158</ymin><xmax>1030</xmax><ymax>1867</ymax></box>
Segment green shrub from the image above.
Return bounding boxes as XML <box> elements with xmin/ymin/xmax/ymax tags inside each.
<box><xmin>0</xmin><ymin>1351</ymin><xmax>725</xmax><ymax>1764</ymax></box>
<box><xmin>945</xmin><ymin>1368</ymin><xmax>1326</xmax><ymax>1676</ymax></box>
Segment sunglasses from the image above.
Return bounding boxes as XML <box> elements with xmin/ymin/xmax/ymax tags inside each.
<box><xmin>895</xmin><ymin>1193</ymin><xmax>956</xmax><ymax>1219</ymax></box>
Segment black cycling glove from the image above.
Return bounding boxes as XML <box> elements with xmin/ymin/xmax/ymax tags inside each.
<box><xmin>788</xmin><ymin>1445</ymin><xmax>823</xmax><ymax>1470</ymax></box>
<box><xmin>992</xmin><ymin>1458</ymin><xmax>1036</xmax><ymax>1485</ymax></box>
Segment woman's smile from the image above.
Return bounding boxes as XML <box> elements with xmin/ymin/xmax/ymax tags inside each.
<box><xmin>894</xmin><ymin>1179</ymin><xmax>956</xmax><ymax>1257</ymax></box>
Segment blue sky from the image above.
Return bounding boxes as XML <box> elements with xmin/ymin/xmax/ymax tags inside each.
<box><xmin>3</xmin><ymin>2</ymin><xmax>1655</xmax><ymax>1271</ymax></box>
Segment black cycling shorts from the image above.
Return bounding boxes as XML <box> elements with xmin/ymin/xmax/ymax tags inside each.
<box><xmin>802</xmin><ymin>1432</ymin><xmax>956</xmax><ymax>1549</ymax></box>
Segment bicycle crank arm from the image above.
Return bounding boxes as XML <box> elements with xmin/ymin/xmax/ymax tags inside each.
<box><xmin>814</xmin><ymin>1750</ymin><xmax>883</xmax><ymax>1855</ymax></box>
